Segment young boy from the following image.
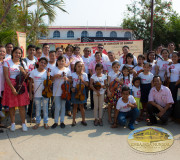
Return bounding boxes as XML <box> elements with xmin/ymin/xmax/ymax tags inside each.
<box><xmin>35</xmin><ymin>47</ymin><xmax>42</xmax><ymax>60</ymax></box>
<box><xmin>46</xmin><ymin>50</ymin><xmax>56</xmax><ymax>72</ymax></box>
<box><xmin>23</xmin><ymin>45</ymin><xmax>37</xmax><ymax>73</ymax></box>
<box><xmin>29</xmin><ymin>57</ymin><xmax>50</xmax><ymax>129</ymax></box>
<box><xmin>112</xmin><ymin>86</ymin><xmax>139</xmax><ymax>130</ymax></box>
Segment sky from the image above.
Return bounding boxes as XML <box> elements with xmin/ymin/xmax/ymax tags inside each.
<box><xmin>40</xmin><ymin>0</ymin><xmax>180</xmax><ymax>26</ymax></box>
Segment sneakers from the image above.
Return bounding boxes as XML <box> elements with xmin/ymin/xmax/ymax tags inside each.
<box><xmin>22</xmin><ymin>123</ymin><xmax>28</xmax><ymax>132</ymax></box>
<box><xmin>0</xmin><ymin>111</ymin><xmax>5</xmax><ymax>118</ymax></box>
<box><xmin>60</xmin><ymin>123</ymin><xmax>65</xmax><ymax>128</ymax></box>
<box><xmin>10</xmin><ymin>123</ymin><xmax>16</xmax><ymax>132</ymax></box>
<box><xmin>128</xmin><ymin>124</ymin><xmax>135</xmax><ymax>130</ymax></box>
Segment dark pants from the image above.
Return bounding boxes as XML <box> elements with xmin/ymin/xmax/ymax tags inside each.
<box><xmin>117</xmin><ymin>108</ymin><xmax>139</xmax><ymax>126</ymax></box>
<box><xmin>65</xmin><ymin>100</ymin><xmax>71</xmax><ymax>112</ymax></box>
<box><xmin>169</xmin><ymin>82</ymin><xmax>179</xmax><ymax>103</ymax></box>
<box><xmin>147</xmin><ymin>103</ymin><xmax>172</xmax><ymax>124</ymax></box>
<box><xmin>27</xmin><ymin>100</ymin><xmax>36</xmax><ymax>118</ymax></box>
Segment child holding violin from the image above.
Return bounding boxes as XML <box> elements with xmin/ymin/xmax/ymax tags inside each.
<box><xmin>51</xmin><ymin>56</ymin><xmax>72</xmax><ymax>129</ymax></box>
<box><xmin>2</xmin><ymin>47</ymin><xmax>29</xmax><ymax>132</ymax></box>
<box><xmin>90</xmin><ymin>63</ymin><xmax>107</xmax><ymax>126</ymax></box>
<box><xmin>29</xmin><ymin>57</ymin><xmax>50</xmax><ymax>130</ymax></box>
<box><xmin>107</xmin><ymin>61</ymin><xmax>122</xmax><ymax>124</ymax></box>
<box><xmin>71</xmin><ymin>61</ymin><xmax>89</xmax><ymax>126</ymax></box>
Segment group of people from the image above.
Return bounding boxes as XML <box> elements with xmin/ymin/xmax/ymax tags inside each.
<box><xmin>0</xmin><ymin>42</ymin><xmax>179</xmax><ymax>133</ymax></box>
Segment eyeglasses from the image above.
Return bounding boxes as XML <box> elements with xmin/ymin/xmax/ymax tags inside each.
<box><xmin>98</xmin><ymin>47</ymin><xmax>103</xmax><ymax>49</ymax></box>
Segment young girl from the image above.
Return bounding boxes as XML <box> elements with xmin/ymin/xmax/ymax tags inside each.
<box><xmin>56</xmin><ymin>47</ymin><xmax>64</xmax><ymax>59</ymax></box>
<box><xmin>2</xmin><ymin>47</ymin><xmax>29</xmax><ymax>132</ymax></box>
<box><xmin>71</xmin><ymin>61</ymin><xmax>89</xmax><ymax>126</ymax></box>
<box><xmin>167</xmin><ymin>52</ymin><xmax>180</xmax><ymax>103</ymax></box>
<box><xmin>134</xmin><ymin>54</ymin><xmax>145</xmax><ymax>76</ymax></box>
<box><xmin>120</xmin><ymin>53</ymin><xmax>136</xmax><ymax>76</ymax></box>
<box><xmin>146</xmin><ymin>51</ymin><xmax>157</xmax><ymax>75</ymax></box>
<box><xmin>64</xmin><ymin>45</ymin><xmax>74</xmax><ymax>71</ymax></box>
<box><xmin>0</xmin><ymin>46</ymin><xmax>6</xmax><ymax>118</ymax></box>
<box><xmin>107</xmin><ymin>61</ymin><xmax>122</xmax><ymax>124</ymax></box>
<box><xmin>138</xmin><ymin>62</ymin><xmax>154</xmax><ymax>120</ymax></box>
<box><xmin>119</xmin><ymin>65</ymin><xmax>133</xmax><ymax>91</ymax></box>
<box><xmin>51</xmin><ymin>56</ymin><xmax>72</xmax><ymax>129</ymax></box>
<box><xmin>71</xmin><ymin>46</ymin><xmax>84</xmax><ymax>72</ymax></box>
<box><xmin>29</xmin><ymin>57</ymin><xmax>50</xmax><ymax>129</ymax></box>
<box><xmin>90</xmin><ymin>64</ymin><xmax>107</xmax><ymax>126</ymax></box>
<box><xmin>132</xmin><ymin>77</ymin><xmax>143</xmax><ymax>122</ymax></box>
<box><xmin>156</xmin><ymin>49</ymin><xmax>172</xmax><ymax>83</ymax></box>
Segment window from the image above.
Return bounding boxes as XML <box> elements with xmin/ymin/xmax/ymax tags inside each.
<box><xmin>96</xmin><ymin>31</ymin><xmax>103</xmax><ymax>37</ymax></box>
<box><xmin>110</xmin><ymin>31</ymin><xmax>117</xmax><ymax>37</ymax></box>
<box><xmin>67</xmin><ymin>30</ymin><xmax>74</xmax><ymax>38</ymax></box>
<box><xmin>53</xmin><ymin>30</ymin><xmax>60</xmax><ymax>38</ymax></box>
<box><xmin>124</xmin><ymin>32</ymin><xmax>132</xmax><ymax>39</ymax></box>
<box><xmin>81</xmin><ymin>31</ymin><xmax>89</xmax><ymax>37</ymax></box>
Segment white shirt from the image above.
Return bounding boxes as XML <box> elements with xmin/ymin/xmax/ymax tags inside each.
<box><xmin>4</xmin><ymin>59</ymin><xmax>28</xmax><ymax>79</ymax></box>
<box><xmin>116</xmin><ymin>95</ymin><xmax>136</xmax><ymax>112</ymax></box>
<box><xmin>119</xmin><ymin>55</ymin><xmax>137</xmax><ymax>66</ymax></box>
<box><xmin>46</xmin><ymin>62</ymin><xmax>56</xmax><ymax>72</ymax></box>
<box><xmin>157</xmin><ymin>59</ymin><xmax>172</xmax><ymax>81</ymax></box>
<box><xmin>4</xmin><ymin>54</ymin><xmax>11</xmax><ymax>61</ymax></box>
<box><xmin>138</xmin><ymin>72</ymin><xmax>154</xmax><ymax>84</ymax></box>
<box><xmin>134</xmin><ymin>65</ymin><xmax>143</xmax><ymax>73</ymax></box>
<box><xmin>119</xmin><ymin>74</ymin><xmax>133</xmax><ymax>89</ymax></box>
<box><xmin>82</xmin><ymin>56</ymin><xmax>90</xmax><ymax>74</ymax></box>
<box><xmin>91</xmin><ymin>74</ymin><xmax>107</xmax><ymax>94</ymax></box>
<box><xmin>108</xmin><ymin>71</ymin><xmax>121</xmax><ymax>83</ymax></box>
<box><xmin>132</xmin><ymin>86</ymin><xmax>141</xmax><ymax>98</ymax></box>
<box><xmin>90</xmin><ymin>53</ymin><xmax>109</xmax><ymax>63</ymax></box>
<box><xmin>106</xmin><ymin>60</ymin><xmax>118</xmax><ymax>72</ymax></box>
<box><xmin>41</xmin><ymin>53</ymin><xmax>49</xmax><ymax>60</ymax></box>
<box><xmin>167</xmin><ymin>63</ymin><xmax>180</xmax><ymax>82</ymax></box>
<box><xmin>71</xmin><ymin>72</ymin><xmax>89</xmax><ymax>88</ymax></box>
<box><xmin>150</xmin><ymin>60</ymin><xmax>156</xmax><ymax>75</ymax></box>
<box><xmin>24</xmin><ymin>57</ymin><xmax>37</xmax><ymax>72</ymax></box>
<box><xmin>29</xmin><ymin>69</ymin><xmax>47</xmax><ymax>97</ymax></box>
<box><xmin>51</xmin><ymin>67</ymin><xmax>71</xmax><ymax>96</ymax></box>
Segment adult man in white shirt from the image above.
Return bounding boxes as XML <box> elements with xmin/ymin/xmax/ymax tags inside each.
<box><xmin>90</xmin><ymin>43</ymin><xmax>109</xmax><ymax>63</ymax></box>
<box><xmin>119</xmin><ymin>46</ymin><xmax>137</xmax><ymax>65</ymax></box>
<box><xmin>41</xmin><ymin>43</ymin><xmax>50</xmax><ymax>60</ymax></box>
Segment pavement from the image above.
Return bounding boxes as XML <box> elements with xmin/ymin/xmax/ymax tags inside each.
<box><xmin>0</xmin><ymin>104</ymin><xmax>180</xmax><ymax>160</ymax></box>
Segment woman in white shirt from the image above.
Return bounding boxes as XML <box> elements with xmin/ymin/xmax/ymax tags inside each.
<box><xmin>2</xmin><ymin>47</ymin><xmax>29</xmax><ymax>132</ymax></box>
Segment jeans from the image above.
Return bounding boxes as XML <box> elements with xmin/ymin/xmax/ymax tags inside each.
<box><xmin>54</xmin><ymin>96</ymin><xmax>66</xmax><ymax>123</ymax></box>
<box><xmin>34</xmin><ymin>97</ymin><xmax>49</xmax><ymax>124</ymax></box>
<box><xmin>118</xmin><ymin>108</ymin><xmax>139</xmax><ymax>126</ymax></box>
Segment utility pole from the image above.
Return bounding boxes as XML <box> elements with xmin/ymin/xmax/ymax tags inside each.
<box><xmin>150</xmin><ymin>0</ymin><xmax>154</xmax><ymax>51</ymax></box>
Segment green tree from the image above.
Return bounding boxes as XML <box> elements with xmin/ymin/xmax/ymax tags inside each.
<box><xmin>122</xmin><ymin>0</ymin><xmax>180</xmax><ymax>51</ymax></box>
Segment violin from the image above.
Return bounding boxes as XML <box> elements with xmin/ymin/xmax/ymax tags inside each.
<box><xmin>75</xmin><ymin>75</ymin><xmax>85</xmax><ymax>101</ymax></box>
<box><xmin>15</xmin><ymin>58</ymin><xmax>28</xmax><ymax>95</ymax></box>
<box><xmin>42</xmin><ymin>68</ymin><xmax>53</xmax><ymax>98</ymax></box>
<box><xmin>93</xmin><ymin>82</ymin><xmax>101</xmax><ymax>91</ymax></box>
<box><xmin>164</xmin><ymin>67</ymin><xmax>171</xmax><ymax>87</ymax></box>
<box><xmin>109</xmin><ymin>72</ymin><xmax>122</xmax><ymax>97</ymax></box>
<box><xmin>61</xmin><ymin>72</ymin><xmax>71</xmax><ymax>100</ymax></box>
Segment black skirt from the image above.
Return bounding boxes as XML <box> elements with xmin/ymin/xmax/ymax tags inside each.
<box><xmin>140</xmin><ymin>83</ymin><xmax>151</xmax><ymax>103</ymax></box>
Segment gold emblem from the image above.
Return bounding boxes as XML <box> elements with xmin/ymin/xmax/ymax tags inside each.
<box><xmin>128</xmin><ymin>126</ymin><xmax>174</xmax><ymax>153</ymax></box>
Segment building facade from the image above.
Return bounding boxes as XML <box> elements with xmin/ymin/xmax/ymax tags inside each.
<box><xmin>38</xmin><ymin>26</ymin><xmax>133</xmax><ymax>49</ymax></box>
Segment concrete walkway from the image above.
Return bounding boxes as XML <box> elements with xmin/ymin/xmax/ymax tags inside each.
<box><xmin>0</xmin><ymin>108</ymin><xmax>180</xmax><ymax>160</ymax></box>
